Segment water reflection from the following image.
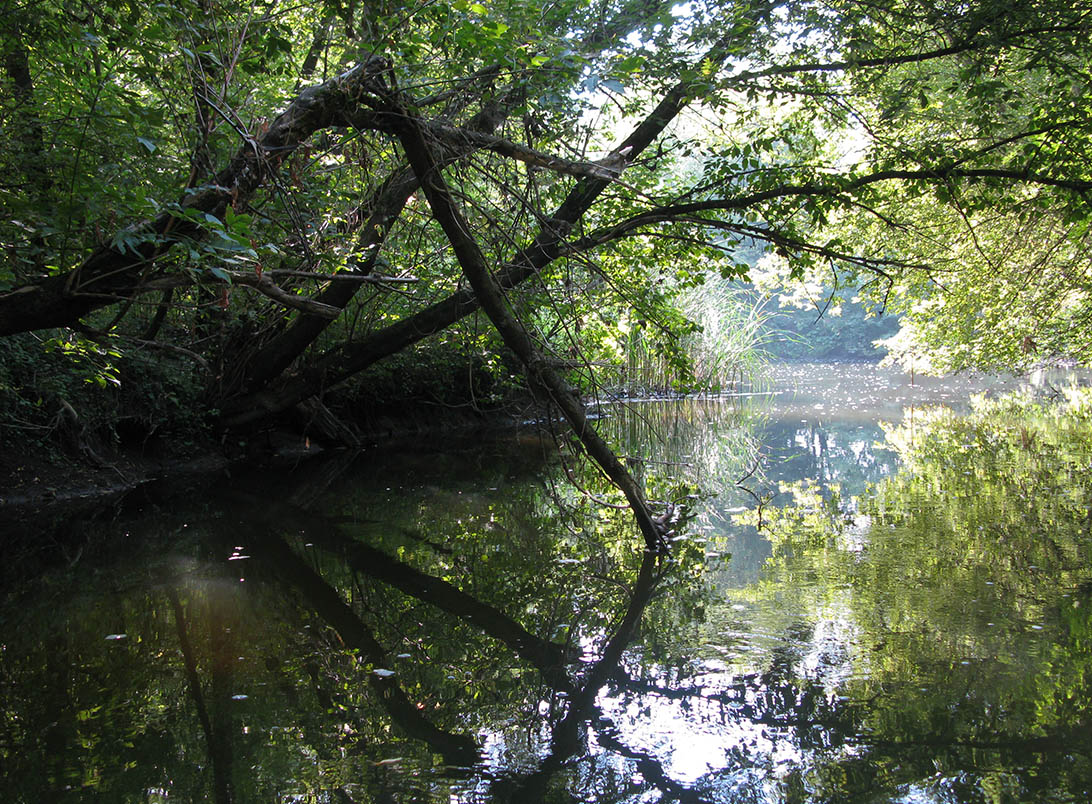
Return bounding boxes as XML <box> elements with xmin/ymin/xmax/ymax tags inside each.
<box><xmin>2</xmin><ymin>364</ymin><xmax>1092</xmax><ymax>802</ymax></box>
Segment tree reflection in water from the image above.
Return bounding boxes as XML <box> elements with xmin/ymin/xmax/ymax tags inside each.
<box><xmin>3</xmin><ymin>374</ymin><xmax>1092</xmax><ymax>802</ymax></box>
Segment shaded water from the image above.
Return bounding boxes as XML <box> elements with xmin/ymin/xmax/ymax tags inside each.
<box><xmin>3</xmin><ymin>363</ymin><xmax>1092</xmax><ymax>802</ymax></box>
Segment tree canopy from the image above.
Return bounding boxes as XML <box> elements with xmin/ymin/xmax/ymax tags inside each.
<box><xmin>2</xmin><ymin>0</ymin><xmax>1091</xmax><ymax>538</ymax></box>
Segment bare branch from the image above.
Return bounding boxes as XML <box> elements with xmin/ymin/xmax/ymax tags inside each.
<box><xmin>222</xmin><ymin>272</ymin><xmax>342</xmax><ymax>318</ymax></box>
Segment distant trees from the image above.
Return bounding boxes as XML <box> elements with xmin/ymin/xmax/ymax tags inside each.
<box><xmin>2</xmin><ymin>0</ymin><xmax>1090</xmax><ymax>537</ymax></box>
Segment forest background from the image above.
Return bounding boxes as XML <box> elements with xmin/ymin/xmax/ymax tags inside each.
<box><xmin>2</xmin><ymin>0</ymin><xmax>1090</xmax><ymax>536</ymax></box>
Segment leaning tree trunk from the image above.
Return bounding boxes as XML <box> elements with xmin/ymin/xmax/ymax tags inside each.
<box><xmin>235</xmin><ymin>90</ymin><xmax>510</xmax><ymax>395</ymax></box>
<box><xmin>387</xmin><ymin>87</ymin><xmax>667</xmax><ymax>551</ymax></box>
<box><xmin>218</xmin><ymin>45</ymin><xmax>715</xmax><ymax>427</ymax></box>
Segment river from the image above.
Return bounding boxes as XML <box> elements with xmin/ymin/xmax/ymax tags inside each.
<box><xmin>2</xmin><ymin>363</ymin><xmax>1091</xmax><ymax>803</ymax></box>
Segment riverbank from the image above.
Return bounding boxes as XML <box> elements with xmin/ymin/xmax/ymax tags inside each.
<box><xmin>0</xmin><ymin>393</ymin><xmax>542</xmax><ymax>517</ymax></box>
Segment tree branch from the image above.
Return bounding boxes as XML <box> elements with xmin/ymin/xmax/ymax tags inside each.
<box><xmin>219</xmin><ymin>38</ymin><xmax>726</xmax><ymax>426</ymax></box>
<box><xmin>386</xmin><ymin>87</ymin><xmax>667</xmax><ymax>551</ymax></box>
<box><xmin>569</xmin><ymin>164</ymin><xmax>1092</xmax><ymax>251</ymax></box>
<box><xmin>0</xmin><ymin>58</ymin><xmax>392</xmax><ymax>336</ymax></box>
<box><xmin>723</xmin><ymin>20</ymin><xmax>1090</xmax><ymax>86</ymax></box>
<box><xmin>222</xmin><ymin>272</ymin><xmax>342</xmax><ymax>318</ymax></box>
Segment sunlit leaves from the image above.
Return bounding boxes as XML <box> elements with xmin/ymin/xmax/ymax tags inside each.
<box><xmin>44</xmin><ymin>331</ymin><xmax>123</xmax><ymax>388</ymax></box>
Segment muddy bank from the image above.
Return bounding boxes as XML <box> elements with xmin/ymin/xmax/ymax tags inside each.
<box><xmin>0</xmin><ymin>394</ymin><xmax>540</xmax><ymax>518</ymax></box>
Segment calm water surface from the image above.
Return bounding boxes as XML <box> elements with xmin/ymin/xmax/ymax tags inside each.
<box><xmin>3</xmin><ymin>363</ymin><xmax>1091</xmax><ymax>803</ymax></box>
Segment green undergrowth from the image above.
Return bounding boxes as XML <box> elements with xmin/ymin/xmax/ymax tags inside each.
<box><xmin>323</xmin><ymin>340</ymin><xmax>527</xmax><ymax>420</ymax></box>
<box><xmin>0</xmin><ymin>333</ymin><xmax>527</xmax><ymax>472</ymax></box>
<box><xmin>0</xmin><ymin>332</ymin><xmax>207</xmax><ymax>458</ymax></box>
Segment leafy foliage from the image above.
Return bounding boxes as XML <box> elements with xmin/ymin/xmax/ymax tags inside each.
<box><xmin>0</xmin><ymin>332</ymin><xmax>205</xmax><ymax>455</ymax></box>
<box><xmin>2</xmin><ymin>0</ymin><xmax>1092</xmax><ymax>489</ymax></box>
